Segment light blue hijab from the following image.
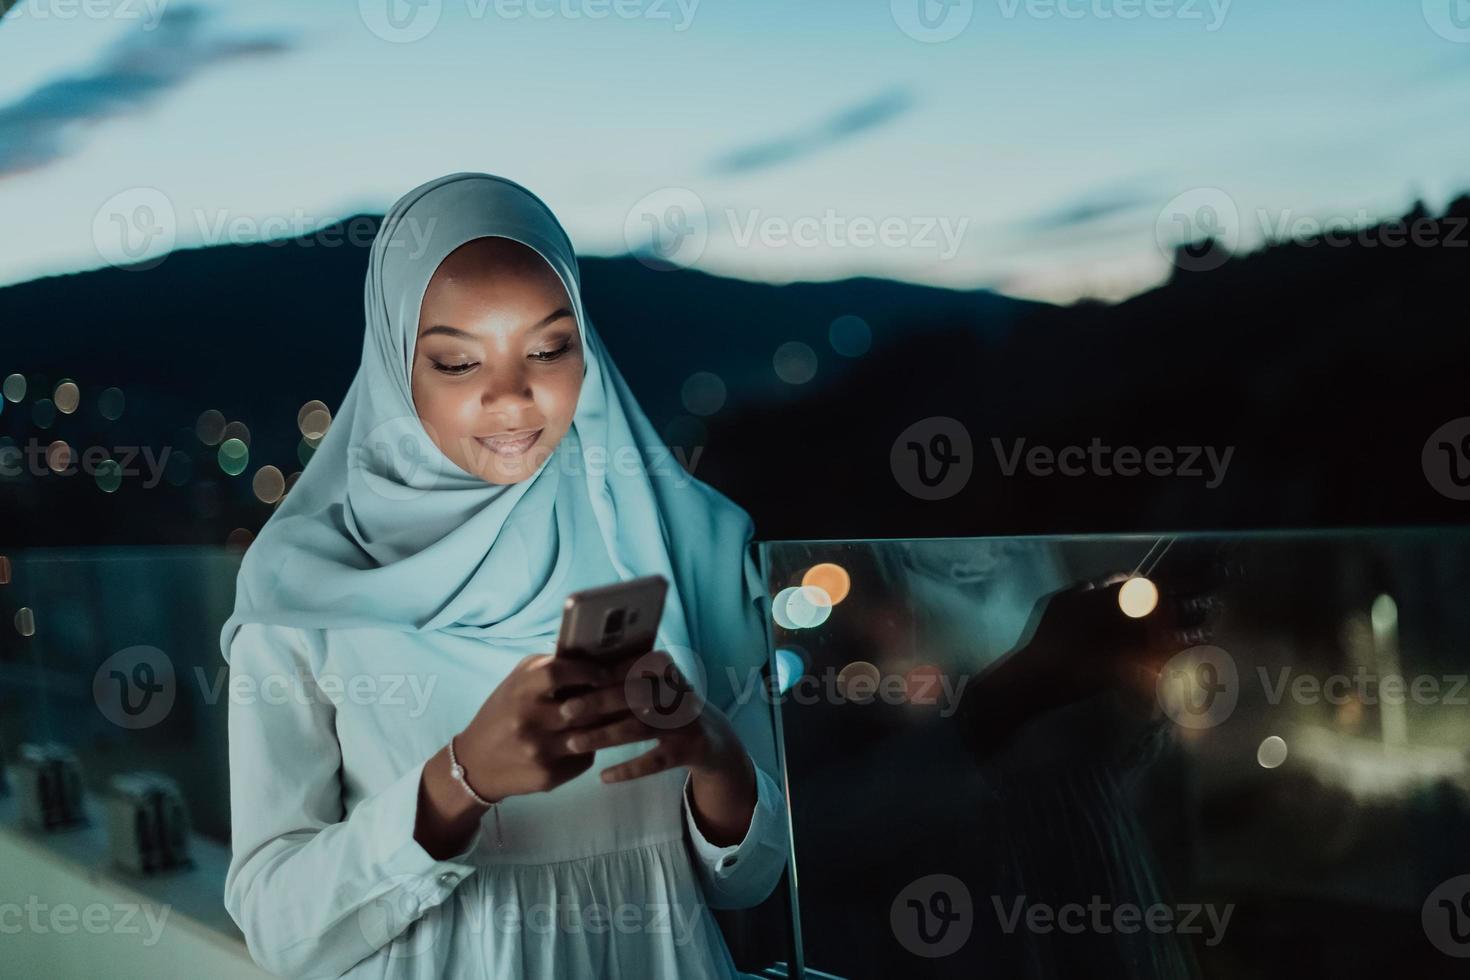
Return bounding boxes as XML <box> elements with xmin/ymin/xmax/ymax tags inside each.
<box><xmin>219</xmin><ymin>173</ymin><xmax>768</xmax><ymax>705</ymax></box>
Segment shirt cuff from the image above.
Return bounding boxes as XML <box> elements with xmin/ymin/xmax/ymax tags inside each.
<box><xmin>375</xmin><ymin>753</ymin><xmax>485</xmax><ymax>900</ymax></box>
<box><xmin>681</xmin><ymin>760</ymin><xmax>781</xmax><ymax>879</ymax></box>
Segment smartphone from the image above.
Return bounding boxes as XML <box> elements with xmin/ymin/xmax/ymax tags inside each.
<box><xmin>1138</xmin><ymin>535</ymin><xmax>1243</xmax><ymax>604</ymax></box>
<box><xmin>555</xmin><ymin>574</ymin><xmax>668</xmax><ymax>662</ymax></box>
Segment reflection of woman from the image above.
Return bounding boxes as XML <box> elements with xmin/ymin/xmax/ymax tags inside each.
<box><xmin>882</xmin><ymin>540</ymin><xmax>1198</xmax><ymax>979</ymax></box>
<box><xmin>218</xmin><ymin>174</ymin><xmax>788</xmax><ymax>979</ymax></box>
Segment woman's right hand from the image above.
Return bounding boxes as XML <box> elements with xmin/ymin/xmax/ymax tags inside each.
<box><xmin>455</xmin><ymin>652</ymin><xmax>617</xmax><ymax>800</ymax></box>
<box><xmin>414</xmin><ymin>652</ymin><xmax>614</xmax><ymax>858</ymax></box>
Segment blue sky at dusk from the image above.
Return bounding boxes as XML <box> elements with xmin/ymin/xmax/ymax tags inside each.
<box><xmin>2</xmin><ymin>0</ymin><xmax>1468</xmax><ymax>301</ymax></box>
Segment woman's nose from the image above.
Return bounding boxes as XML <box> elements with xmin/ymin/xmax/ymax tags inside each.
<box><xmin>479</xmin><ymin>361</ymin><xmax>536</xmax><ymax>410</ymax></box>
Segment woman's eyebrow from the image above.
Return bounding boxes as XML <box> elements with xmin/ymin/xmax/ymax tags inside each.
<box><xmin>533</xmin><ymin>307</ymin><xmax>574</xmax><ymax>330</ymax></box>
<box><xmin>420</xmin><ymin>308</ymin><xmax>573</xmax><ymax>339</ymax></box>
<box><xmin>421</xmin><ymin>324</ymin><xmax>476</xmax><ymax>339</ymax></box>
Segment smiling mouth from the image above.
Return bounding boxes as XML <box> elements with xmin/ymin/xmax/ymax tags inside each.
<box><xmin>477</xmin><ymin>429</ymin><xmax>543</xmax><ymax>458</ymax></box>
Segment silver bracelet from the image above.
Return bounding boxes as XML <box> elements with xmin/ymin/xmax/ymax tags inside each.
<box><xmin>448</xmin><ymin>735</ymin><xmax>503</xmax><ymax>848</ymax></box>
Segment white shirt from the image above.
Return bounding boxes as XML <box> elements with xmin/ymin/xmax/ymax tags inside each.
<box><xmin>222</xmin><ymin>621</ymin><xmax>790</xmax><ymax>979</ymax></box>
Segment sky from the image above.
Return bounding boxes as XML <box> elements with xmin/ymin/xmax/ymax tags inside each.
<box><xmin>1</xmin><ymin>0</ymin><xmax>1468</xmax><ymax>303</ymax></box>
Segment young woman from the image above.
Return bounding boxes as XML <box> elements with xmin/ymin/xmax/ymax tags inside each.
<box><xmin>219</xmin><ymin>173</ymin><xmax>789</xmax><ymax>979</ymax></box>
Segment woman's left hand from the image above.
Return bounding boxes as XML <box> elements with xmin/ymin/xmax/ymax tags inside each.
<box><xmin>559</xmin><ymin>649</ymin><xmax>758</xmax><ymax>846</ymax></box>
<box><xmin>555</xmin><ymin>649</ymin><xmax>749</xmax><ymax>785</ymax></box>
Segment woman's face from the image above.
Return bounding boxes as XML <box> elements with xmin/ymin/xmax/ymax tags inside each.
<box><xmin>411</xmin><ymin>236</ymin><xmax>584</xmax><ymax>485</ymax></box>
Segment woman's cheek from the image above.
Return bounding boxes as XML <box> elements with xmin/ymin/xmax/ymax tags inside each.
<box><xmin>454</xmin><ymin>387</ymin><xmax>486</xmax><ymax>426</ymax></box>
<box><xmin>555</xmin><ymin>362</ymin><xmax>585</xmax><ymax>419</ymax></box>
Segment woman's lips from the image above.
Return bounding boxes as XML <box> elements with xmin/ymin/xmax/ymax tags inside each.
<box><xmin>477</xmin><ymin>428</ymin><xmax>542</xmax><ymax>457</ymax></box>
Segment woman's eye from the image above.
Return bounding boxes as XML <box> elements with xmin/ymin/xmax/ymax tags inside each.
<box><xmin>530</xmin><ymin>343</ymin><xmax>572</xmax><ymax>363</ymax></box>
<box><xmin>432</xmin><ymin>360</ymin><xmax>477</xmax><ymax>375</ymax></box>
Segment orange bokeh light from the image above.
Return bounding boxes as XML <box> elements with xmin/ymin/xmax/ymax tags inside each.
<box><xmin>801</xmin><ymin>562</ymin><xmax>851</xmax><ymax>605</ymax></box>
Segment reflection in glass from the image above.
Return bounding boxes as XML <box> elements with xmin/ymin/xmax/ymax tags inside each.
<box><xmin>761</xmin><ymin>531</ymin><xmax>1470</xmax><ymax>979</ymax></box>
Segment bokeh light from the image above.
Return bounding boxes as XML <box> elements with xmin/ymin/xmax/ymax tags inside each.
<box><xmin>218</xmin><ymin>438</ymin><xmax>249</xmax><ymax>476</ymax></box>
<box><xmin>1</xmin><ymin>373</ymin><xmax>24</xmax><ymax>403</ymax></box>
<box><xmin>45</xmin><ymin>440</ymin><xmax>72</xmax><ymax>473</ymax></box>
<box><xmin>1371</xmin><ymin>593</ymin><xmax>1398</xmax><ymax>634</ymax></box>
<box><xmin>252</xmin><ymin>465</ymin><xmax>285</xmax><ymax>504</ymax></box>
<box><xmin>32</xmin><ymin>398</ymin><xmax>56</xmax><ymax>429</ymax></box>
<box><xmin>226</xmin><ymin>528</ymin><xmax>255</xmax><ymax>551</ymax></box>
<box><xmin>98</xmin><ymin>386</ymin><xmax>125</xmax><ymax>421</ymax></box>
<box><xmin>801</xmin><ymin>562</ymin><xmax>851</xmax><ymax>604</ymax></box>
<box><xmin>774</xmin><ymin>647</ymin><xmax>807</xmax><ymax>695</ymax></box>
<box><xmin>1118</xmin><ymin>575</ymin><xmax>1159</xmax><ymax>618</ymax></box>
<box><xmin>773</xmin><ymin>341</ymin><xmax>817</xmax><ymax>384</ymax></box>
<box><xmin>771</xmin><ymin>586</ymin><xmax>801</xmax><ymax>630</ymax></box>
<box><xmin>785</xmin><ymin>585</ymin><xmax>833</xmax><ymax>628</ymax></box>
<box><xmin>828</xmin><ymin>314</ymin><xmax>872</xmax><ymax>357</ymax></box>
<box><xmin>95</xmin><ymin>459</ymin><xmax>122</xmax><ymax>493</ymax></box>
<box><xmin>222</xmin><ymin>420</ymin><xmax>252</xmax><ymax>447</ymax></box>
<box><xmin>0</xmin><ymin>555</ymin><xmax>11</xmax><ymax>585</ymax></box>
<box><xmin>1257</xmin><ymin>735</ymin><xmax>1288</xmax><ymax>769</ymax></box>
<box><xmin>836</xmin><ymin>661</ymin><xmax>881</xmax><ymax>702</ymax></box>
<box><xmin>15</xmin><ymin>607</ymin><xmax>35</xmax><ymax>637</ymax></box>
<box><xmin>680</xmin><ymin>371</ymin><xmax>727</xmax><ymax>416</ymax></box>
<box><xmin>298</xmin><ymin>400</ymin><xmax>331</xmax><ymax>440</ymax></box>
<box><xmin>53</xmin><ymin>380</ymin><xmax>80</xmax><ymax>414</ymax></box>
<box><xmin>196</xmin><ymin>409</ymin><xmax>226</xmax><ymax>446</ymax></box>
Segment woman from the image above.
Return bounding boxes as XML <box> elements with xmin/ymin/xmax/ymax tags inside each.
<box><xmin>218</xmin><ymin>173</ymin><xmax>789</xmax><ymax>979</ymax></box>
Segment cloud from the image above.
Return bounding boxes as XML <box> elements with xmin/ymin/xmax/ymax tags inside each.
<box><xmin>707</xmin><ymin>87</ymin><xmax>916</xmax><ymax>176</ymax></box>
<box><xmin>1016</xmin><ymin>182</ymin><xmax>1158</xmax><ymax>234</ymax></box>
<box><xmin>0</xmin><ymin>4</ymin><xmax>291</xmax><ymax>179</ymax></box>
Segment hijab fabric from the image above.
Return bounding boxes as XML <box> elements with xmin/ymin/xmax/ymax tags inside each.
<box><xmin>219</xmin><ymin>173</ymin><xmax>768</xmax><ymax>705</ymax></box>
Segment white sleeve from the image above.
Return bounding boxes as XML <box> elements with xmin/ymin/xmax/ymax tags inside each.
<box><xmin>681</xmin><ymin>762</ymin><xmax>789</xmax><ymax>910</ymax></box>
<box><xmin>222</xmin><ymin>622</ymin><xmax>483</xmax><ymax>980</ymax></box>
<box><xmin>680</xmin><ymin>671</ymin><xmax>791</xmax><ymax>911</ymax></box>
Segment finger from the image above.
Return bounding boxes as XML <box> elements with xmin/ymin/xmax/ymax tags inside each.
<box><xmin>518</xmin><ymin>653</ymin><xmax>554</xmax><ymax>673</ymax></box>
<box><xmin>1177</xmin><ymin>590</ymin><xmax>1226</xmax><ymax>626</ymax></box>
<box><xmin>623</xmin><ymin>661</ymin><xmax>706</xmax><ymax>729</ymax></box>
<box><xmin>599</xmin><ymin>736</ymin><xmax>692</xmax><ymax>784</ymax></box>
<box><xmin>1149</xmin><ymin>587</ymin><xmax>1225</xmax><ymax>640</ymax></box>
<box><xmin>1082</xmin><ymin>572</ymin><xmax>1133</xmax><ymax>592</ymax></box>
<box><xmin>604</xmin><ymin>647</ymin><xmax>679</xmax><ymax>684</ymax></box>
<box><xmin>620</xmin><ymin>650</ymin><xmax>693</xmax><ymax>700</ymax></box>
<box><xmin>1138</xmin><ymin>610</ymin><xmax>1219</xmax><ymax>668</ymax></box>
<box><xmin>562</xmin><ymin>713</ymin><xmax>655</xmax><ymax>754</ymax></box>
<box><xmin>527</xmin><ymin>655</ymin><xmax>613</xmax><ymax>699</ymax></box>
<box><xmin>552</xmin><ymin>684</ymin><xmax>633</xmax><ymax>730</ymax></box>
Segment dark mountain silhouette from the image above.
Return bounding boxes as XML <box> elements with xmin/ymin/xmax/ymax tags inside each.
<box><xmin>702</xmin><ymin>196</ymin><xmax>1470</xmax><ymax>539</ymax></box>
<box><xmin>0</xmin><ymin>196</ymin><xmax>1466</xmax><ymax>547</ymax></box>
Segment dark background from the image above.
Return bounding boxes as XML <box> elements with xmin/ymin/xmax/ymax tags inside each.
<box><xmin>2</xmin><ymin>197</ymin><xmax>1467</xmax><ymax>550</ymax></box>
